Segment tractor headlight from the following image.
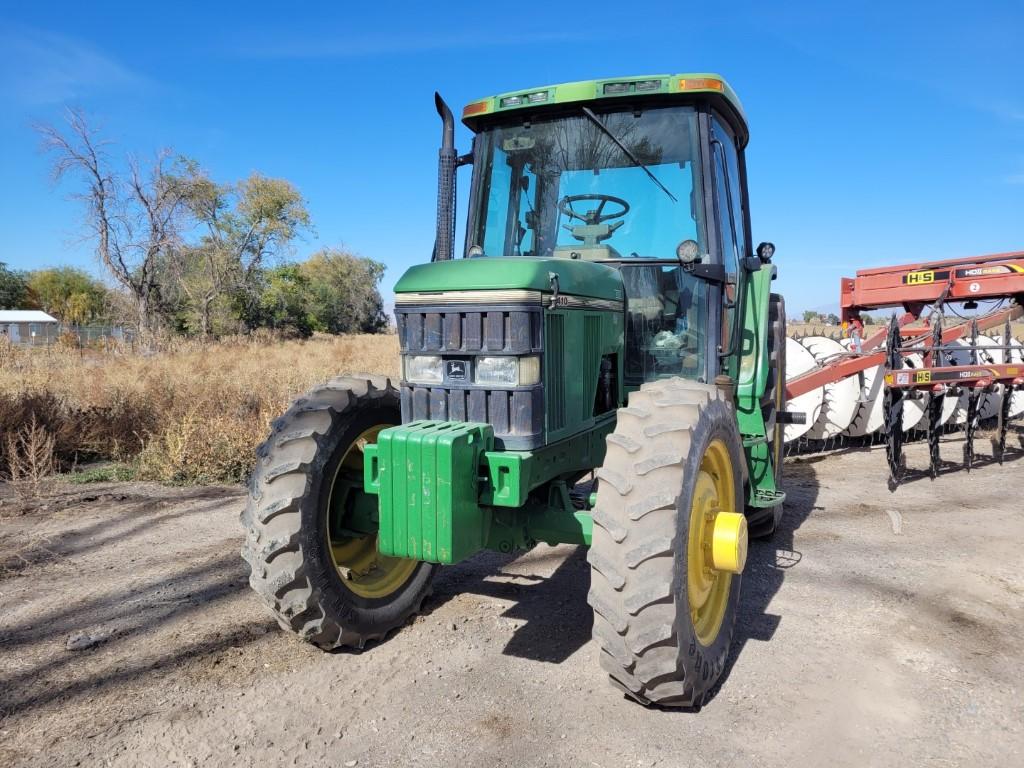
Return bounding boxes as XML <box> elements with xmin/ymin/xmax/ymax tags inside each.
<box><xmin>518</xmin><ymin>356</ymin><xmax>541</xmax><ymax>386</ymax></box>
<box><xmin>403</xmin><ymin>355</ymin><xmax>443</xmax><ymax>384</ymax></box>
<box><xmin>475</xmin><ymin>355</ymin><xmax>541</xmax><ymax>387</ymax></box>
<box><xmin>475</xmin><ymin>356</ymin><xmax>518</xmax><ymax>386</ymax></box>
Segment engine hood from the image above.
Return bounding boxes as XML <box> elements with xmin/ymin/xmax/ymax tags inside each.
<box><xmin>394</xmin><ymin>257</ymin><xmax>623</xmax><ymax>302</ymax></box>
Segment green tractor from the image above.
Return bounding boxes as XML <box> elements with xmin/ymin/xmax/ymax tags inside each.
<box><xmin>241</xmin><ymin>73</ymin><xmax>787</xmax><ymax>707</ymax></box>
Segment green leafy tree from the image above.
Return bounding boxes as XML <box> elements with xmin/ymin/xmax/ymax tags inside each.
<box><xmin>250</xmin><ymin>264</ymin><xmax>316</xmax><ymax>337</ymax></box>
<box><xmin>300</xmin><ymin>249</ymin><xmax>388</xmax><ymax>333</ymax></box>
<box><xmin>26</xmin><ymin>267</ymin><xmax>108</xmax><ymax>324</ymax></box>
<box><xmin>802</xmin><ymin>310</ymin><xmax>819</xmax><ymax>323</ymax></box>
<box><xmin>178</xmin><ymin>170</ymin><xmax>312</xmax><ymax>336</ymax></box>
<box><xmin>0</xmin><ymin>262</ymin><xmax>30</xmax><ymax>309</ymax></box>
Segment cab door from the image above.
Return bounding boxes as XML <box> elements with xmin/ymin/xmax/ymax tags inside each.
<box><xmin>709</xmin><ymin>116</ymin><xmax>749</xmax><ymax>378</ymax></box>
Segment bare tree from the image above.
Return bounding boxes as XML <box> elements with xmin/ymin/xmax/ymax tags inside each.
<box><xmin>38</xmin><ymin>109</ymin><xmax>194</xmax><ymax>343</ymax></box>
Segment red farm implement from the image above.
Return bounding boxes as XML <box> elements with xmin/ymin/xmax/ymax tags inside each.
<box><xmin>784</xmin><ymin>250</ymin><xmax>1024</xmax><ymax>483</ymax></box>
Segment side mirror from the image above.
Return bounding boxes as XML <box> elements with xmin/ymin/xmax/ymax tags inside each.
<box><xmin>756</xmin><ymin>242</ymin><xmax>776</xmax><ymax>263</ymax></box>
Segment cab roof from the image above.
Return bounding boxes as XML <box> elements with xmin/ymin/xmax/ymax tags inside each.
<box><xmin>462</xmin><ymin>73</ymin><xmax>747</xmax><ymax>145</ymax></box>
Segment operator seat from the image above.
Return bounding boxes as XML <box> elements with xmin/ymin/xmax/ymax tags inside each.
<box><xmin>620</xmin><ymin>265</ymin><xmax>666</xmax><ymax>327</ymax></box>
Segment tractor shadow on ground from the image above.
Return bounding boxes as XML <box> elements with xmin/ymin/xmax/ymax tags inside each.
<box><xmin>494</xmin><ymin>547</ymin><xmax>592</xmax><ymax>663</ymax></box>
<box><xmin>700</xmin><ymin>457</ymin><xmax>820</xmax><ymax>709</ymax></box>
<box><xmin>429</xmin><ymin>461</ymin><xmax>823</xmax><ymax>689</ymax></box>
<box><xmin>430</xmin><ymin>546</ymin><xmax>593</xmax><ymax>665</ymax></box>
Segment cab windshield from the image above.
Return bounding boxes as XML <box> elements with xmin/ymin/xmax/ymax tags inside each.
<box><xmin>467</xmin><ymin>105</ymin><xmax>706</xmax><ymax>260</ymax></box>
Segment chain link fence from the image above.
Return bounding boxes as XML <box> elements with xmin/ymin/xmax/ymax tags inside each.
<box><xmin>1</xmin><ymin>323</ymin><xmax>137</xmax><ymax>349</ymax></box>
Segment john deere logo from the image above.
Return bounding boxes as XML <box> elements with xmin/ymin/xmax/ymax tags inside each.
<box><xmin>446</xmin><ymin>360</ymin><xmax>467</xmax><ymax>380</ymax></box>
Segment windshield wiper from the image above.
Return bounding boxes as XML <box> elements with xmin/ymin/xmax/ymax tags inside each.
<box><xmin>581</xmin><ymin>106</ymin><xmax>678</xmax><ymax>203</ymax></box>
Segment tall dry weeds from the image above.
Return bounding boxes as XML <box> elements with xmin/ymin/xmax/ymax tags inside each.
<box><xmin>4</xmin><ymin>415</ymin><xmax>57</xmax><ymax>498</ymax></box>
<box><xmin>0</xmin><ymin>333</ymin><xmax>399</xmax><ymax>484</ymax></box>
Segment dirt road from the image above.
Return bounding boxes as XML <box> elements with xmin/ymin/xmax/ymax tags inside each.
<box><xmin>2</xmin><ymin>436</ymin><xmax>1023</xmax><ymax>767</ymax></box>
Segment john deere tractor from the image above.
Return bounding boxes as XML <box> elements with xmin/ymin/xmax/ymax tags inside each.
<box><xmin>241</xmin><ymin>73</ymin><xmax>787</xmax><ymax>707</ymax></box>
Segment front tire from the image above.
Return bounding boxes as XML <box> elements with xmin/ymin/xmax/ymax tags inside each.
<box><xmin>588</xmin><ymin>380</ymin><xmax>747</xmax><ymax>707</ymax></box>
<box><xmin>241</xmin><ymin>375</ymin><xmax>436</xmax><ymax>649</ymax></box>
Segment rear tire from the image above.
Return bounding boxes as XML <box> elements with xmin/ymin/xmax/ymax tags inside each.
<box><xmin>588</xmin><ymin>380</ymin><xmax>746</xmax><ymax>708</ymax></box>
<box><xmin>748</xmin><ymin>293</ymin><xmax>787</xmax><ymax>539</ymax></box>
<box><xmin>241</xmin><ymin>375</ymin><xmax>436</xmax><ymax>649</ymax></box>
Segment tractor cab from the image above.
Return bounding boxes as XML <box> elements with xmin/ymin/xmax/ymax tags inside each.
<box><xmin>454</xmin><ymin>74</ymin><xmax>757</xmax><ymax>387</ymax></box>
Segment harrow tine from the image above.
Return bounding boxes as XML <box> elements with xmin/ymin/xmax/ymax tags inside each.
<box><xmin>962</xmin><ymin>318</ymin><xmax>981</xmax><ymax>471</ymax></box>
<box><xmin>884</xmin><ymin>314</ymin><xmax>905</xmax><ymax>485</ymax></box>
<box><xmin>998</xmin><ymin>316</ymin><xmax>1014</xmax><ymax>464</ymax></box>
<box><xmin>928</xmin><ymin>391</ymin><xmax>944</xmax><ymax>478</ymax></box>
<box><xmin>927</xmin><ymin>312</ymin><xmax>944</xmax><ymax>479</ymax></box>
<box><xmin>997</xmin><ymin>383</ymin><xmax>1012</xmax><ymax>463</ymax></box>
<box><xmin>884</xmin><ymin>388</ymin><xmax>904</xmax><ymax>483</ymax></box>
<box><xmin>965</xmin><ymin>388</ymin><xmax>978</xmax><ymax>471</ymax></box>
<box><xmin>931</xmin><ymin>306</ymin><xmax>944</xmax><ymax>365</ymax></box>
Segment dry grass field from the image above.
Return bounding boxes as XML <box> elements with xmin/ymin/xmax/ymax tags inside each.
<box><xmin>3</xmin><ymin>319</ymin><xmax>1022</xmax><ymax>487</ymax></box>
<box><xmin>0</xmin><ymin>334</ymin><xmax>399</xmax><ymax>485</ymax></box>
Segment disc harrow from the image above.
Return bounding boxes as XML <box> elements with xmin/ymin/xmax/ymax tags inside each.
<box><xmin>783</xmin><ymin>250</ymin><xmax>1024</xmax><ymax>484</ymax></box>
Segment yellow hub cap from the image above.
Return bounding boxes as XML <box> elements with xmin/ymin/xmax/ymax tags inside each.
<box><xmin>686</xmin><ymin>437</ymin><xmax>746</xmax><ymax>647</ymax></box>
<box><xmin>711</xmin><ymin>512</ymin><xmax>748</xmax><ymax>574</ymax></box>
<box><xmin>327</xmin><ymin>424</ymin><xmax>418</xmax><ymax>600</ymax></box>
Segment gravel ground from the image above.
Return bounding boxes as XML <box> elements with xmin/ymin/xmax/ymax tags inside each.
<box><xmin>1</xmin><ymin>434</ymin><xmax>1022</xmax><ymax>767</ymax></box>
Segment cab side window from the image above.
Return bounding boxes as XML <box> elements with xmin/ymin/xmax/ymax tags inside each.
<box><xmin>620</xmin><ymin>264</ymin><xmax>709</xmax><ymax>384</ymax></box>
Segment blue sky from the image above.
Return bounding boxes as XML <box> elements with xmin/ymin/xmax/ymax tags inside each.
<box><xmin>1</xmin><ymin>1</ymin><xmax>1021</xmax><ymax>313</ymax></box>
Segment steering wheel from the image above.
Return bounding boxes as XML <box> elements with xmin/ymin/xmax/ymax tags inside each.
<box><xmin>558</xmin><ymin>194</ymin><xmax>630</xmax><ymax>226</ymax></box>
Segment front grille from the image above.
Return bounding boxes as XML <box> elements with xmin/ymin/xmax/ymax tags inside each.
<box><xmin>400</xmin><ymin>386</ymin><xmax>543</xmax><ymax>448</ymax></box>
<box><xmin>397</xmin><ymin>309</ymin><xmax>541</xmax><ymax>355</ymax></box>
<box><xmin>542</xmin><ymin>312</ymin><xmax>602</xmax><ymax>437</ymax></box>
<box><xmin>546</xmin><ymin>313</ymin><xmax>565</xmax><ymax>431</ymax></box>
<box><xmin>395</xmin><ymin>303</ymin><xmax>544</xmax><ymax>449</ymax></box>
<box><xmin>582</xmin><ymin>314</ymin><xmax>602</xmax><ymax>416</ymax></box>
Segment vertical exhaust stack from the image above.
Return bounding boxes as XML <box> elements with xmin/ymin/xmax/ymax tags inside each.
<box><xmin>433</xmin><ymin>92</ymin><xmax>456</xmax><ymax>262</ymax></box>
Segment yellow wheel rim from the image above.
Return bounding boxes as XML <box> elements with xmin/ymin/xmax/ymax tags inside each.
<box><xmin>327</xmin><ymin>424</ymin><xmax>418</xmax><ymax>600</ymax></box>
<box><xmin>686</xmin><ymin>437</ymin><xmax>744</xmax><ymax>647</ymax></box>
